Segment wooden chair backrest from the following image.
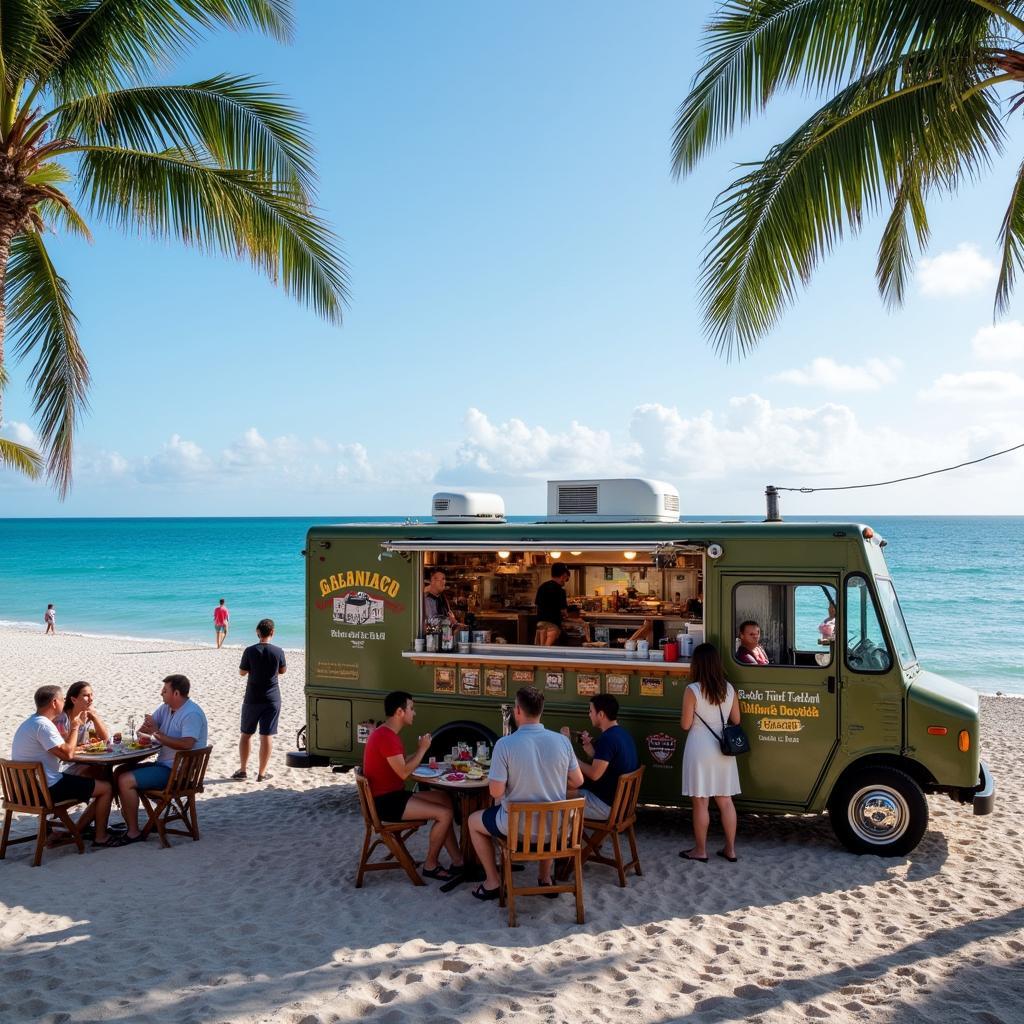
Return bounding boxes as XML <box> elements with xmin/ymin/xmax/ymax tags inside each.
<box><xmin>160</xmin><ymin>747</ymin><xmax>212</xmax><ymax>796</ymax></box>
<box><xmin>603</xmin><ymin>766</ymin><xmax>645</xmax><ymax>826</ymax></box>
<box><xmin>0</xmin><ymin>760</ymin><xmax>54</xmax><ymax>812</ymax></box>
<box><xmin>354</xmin><ymin>769</ymin><xmax>383</xmax><ymax>830</ymax></box>
<box><xmin>505</xmin><ymin>799</ymin><xmax>585</xmax><ymax>860</ymax></box>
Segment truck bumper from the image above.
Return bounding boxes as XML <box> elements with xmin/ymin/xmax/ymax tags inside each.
<box><xmin>971</xmin><ymin>760</ymin><xmax>995</xmax><ymax>816</ymax></box>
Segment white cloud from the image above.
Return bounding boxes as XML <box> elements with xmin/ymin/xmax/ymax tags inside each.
<box><xmin>917</xmin><ymin>243</ymin><xmax>996</xmax><ymax>297</ymax></box>
<box><xmin>442</xmin><ymin>407</ymin><xmax>638</xmax><ymax>483</ymax></box>
<box><xmin>336</xmin><ymin>442</ymin><xmax>374</xmax><ymax>482</ymax></box>
<box><xmin>0</xmin><ymin>420</ymin><xmax>38</xmax><ymax>446</ymax></box>
<box><xmin>971</xmin><ymin>322</ymin><xmax>1024</xmax><ymax>362</ymax></box>
<box><xmin>919</xmin><ymin>370</ymin><xmax>1024</xmax><ymax>404</ymax></box>
<box><xmin>772</xmin><ymin>356</ymin><xmax>902</xmax><ymax>392</ymax></box>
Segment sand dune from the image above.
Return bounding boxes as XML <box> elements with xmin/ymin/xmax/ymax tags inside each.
<box><xmin>1</xmin><ymin>626</ymin><xmax>1022</xmax><ymax>1024</ymax></box>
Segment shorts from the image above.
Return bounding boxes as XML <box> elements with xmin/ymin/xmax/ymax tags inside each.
<box><xmin>215</xmin><ymin>625</ymin><xmax>227</xmax><ymax>634</ymax></box>
<box><xmin>374</xmin><ymin>789</ymin><xmax>413</xmax><ymax>822</ymax></box>
<box><xmin>48</xmin><ymin>773</ymin><xmax>96</xmax><ymax>804</ymax></box>
<box><xmin>129</xmin><ymin>764</ymin><xmax>172</xmax><ymax>792</ymax></box>
<box><xmin>581</xmin><ymin>790</ymin><xmax>611</xmax><ymax>820</ymax></box>
<box><xmin>481</xmin><ymin>804</ymin><xmax>506</xmax><ymax>838</ymax></box>
<box><xmin>241</xmin><ymin>701</ymin><xmax>280</xmax><ymax>736</ymax></box>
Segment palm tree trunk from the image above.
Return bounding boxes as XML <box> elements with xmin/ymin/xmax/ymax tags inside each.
<box><xmin>0</xmin><ymin>231</ymin><xmax>8</xmax><ymax>425</ymax></box>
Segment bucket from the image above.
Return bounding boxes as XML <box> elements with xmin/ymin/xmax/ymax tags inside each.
<box><xmin>663</xmin><ymin>641</ymin><xmax>679</xmax><ymax>662</ymax></box>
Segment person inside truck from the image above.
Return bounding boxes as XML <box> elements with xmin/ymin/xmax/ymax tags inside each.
<box><xmin>423</xmin><ymin>570</ymin><xmax>458</xmax><ymax>629</ymax></box>
<box><xmin>362</xmin><ymin>690</ymin><xmax>464</xmax><ymax>882</ymax></box>
<box><xmin>534</xmin><ymin>563</ymin><xmax>570</xmax><ymax>645</ymax></box>
<box><xmin>735</xmin><ymin>620</ymin><xmax>769</xmax><ymax>665</ymax></box>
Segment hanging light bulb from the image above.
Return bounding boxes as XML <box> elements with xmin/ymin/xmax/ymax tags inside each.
<box><xmin>623</xmin><ymin>551</ymin><xmax>637</xmax><ymax>560</ymax></box>
<box><xmin>498</xmin><ymin>551</ymin><xmax>511</xmax><ymax>559</ymax></box>
<box><xmin>569</xmin><ymin>551</ymin><xmax>582</xmax><ymax>556</ymax></box>
<box><xmin>550</xmin><ymin>551</ymin><xmax>562</xmax><ymax>559</ymax></box>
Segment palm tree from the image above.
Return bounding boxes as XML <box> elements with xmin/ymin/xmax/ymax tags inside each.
<box><xmin>674</xmin><ymin>0</ymin><xmax>1024</xmax><ymax>356</ymax></box>
<box><xmin>0</xmin><ymin>0</ymin><xmax>347</xmax><ymax>495</ymax></box>
<box><xmin>0</xmin><ymin>366</ymin><xmax>42</xmax><ymax>480</ymax></box>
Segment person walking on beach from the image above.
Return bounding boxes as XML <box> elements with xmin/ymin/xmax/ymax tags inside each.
<box><xmin>44</xmin><ymin>603</ymin><xmax>56</xmax><ymax>635</ymax></box>
<box><xmin>234</xmin><ymin>618</ymin><xmax>285</xmax><ymax>782</ymax></box>
<box><xmin>680</xmin><ymin>643</ymin><xmax>741</xmax><ymax>863</ymax></box>
<box><xmin>213</xmin><ymin>598</ymin><xmax>230</xmax><ymax>648</ymax></box>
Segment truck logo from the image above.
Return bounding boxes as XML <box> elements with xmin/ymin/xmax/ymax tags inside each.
<box><xmin>646</xmin><ymin>732</ymin><xmax>676</xmax><ymax>764</ymax></box>
<box><xmin>334</xmin><ymin>592</ymin><xmax>385</xmax><ymax>625</ymax></box>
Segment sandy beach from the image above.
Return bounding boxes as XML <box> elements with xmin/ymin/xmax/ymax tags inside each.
<box><xmin>1</xmin><ymin>624</ymin><xmax>1022</xmax><ymax>1024</ymax></box>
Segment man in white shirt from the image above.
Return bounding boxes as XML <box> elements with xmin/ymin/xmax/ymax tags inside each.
<box><xmin>115</xmin><ymin>674</ymin><xmax>209</xmax><ymax>844</ymax></box>
<box><xmin>10</xmin><ymin>685</ymin><xmax>118</xmax><ymax>847</ymax></box>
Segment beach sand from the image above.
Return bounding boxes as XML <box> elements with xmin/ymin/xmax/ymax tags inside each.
<box><xmin>1</xmin><ymin>625</ymin><xmax>1022</xmax><ymax>1024</ymax></box>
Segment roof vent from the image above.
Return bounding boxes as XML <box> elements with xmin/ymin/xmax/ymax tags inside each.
<box><xmin>545</xmin><ymin>478</ymin><xmax>680</xmax><ymax>523</ymax></box>
<box><xmin>431</xmin><ymin>491</ymin><xmax>506</xmax><ymax>523</ymax></box>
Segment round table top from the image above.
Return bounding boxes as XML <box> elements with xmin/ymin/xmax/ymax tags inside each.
<box><xmin>69</xmin><ymin>743</ymin><xmax>162</xmax><ymax>765</ymax></box>
<box><xmin>413</xmin><ymin>767</ymin><xmax>490</xmax><ymax>790</ymax></box>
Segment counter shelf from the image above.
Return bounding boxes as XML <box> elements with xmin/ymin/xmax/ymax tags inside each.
<box><xmin>403</xmin><ymin>644</ymin><xmax>692</xmax><ymax>675</ymax></box>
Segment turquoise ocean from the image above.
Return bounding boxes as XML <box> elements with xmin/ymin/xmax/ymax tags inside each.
<box><xmin>0</xmin><ymin>516</ymin><xmax>1021</xmax><ymax>695</ymax></box>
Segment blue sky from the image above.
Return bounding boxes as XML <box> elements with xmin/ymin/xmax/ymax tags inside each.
<box><xmin>1</xmin><ymin>1</ymin><xmax>1022</xmax><ymax>517</ymax></box>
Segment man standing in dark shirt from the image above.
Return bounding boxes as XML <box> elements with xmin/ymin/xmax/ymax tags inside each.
<box><xmin>534</xmin><ymin>563</ymin><xmax>570</xmax><ymax>645</ymax></box>
<box><xmin>234</xmin><ymin>618</ymin><xmax>286</xmax><ymax>782</ymax></box>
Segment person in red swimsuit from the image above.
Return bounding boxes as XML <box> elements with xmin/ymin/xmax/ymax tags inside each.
<box><xmin>736</xmin><ymin>621</ymin><xmax>769</xmax><ymax>665</ymax></box>
<box><xmin>363</xmin><ymin>691</ymin><xmax>464</xmax><ymax>881</ymax></box>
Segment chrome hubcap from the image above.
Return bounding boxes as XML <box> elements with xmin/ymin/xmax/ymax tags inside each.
<box><xmin>849</xmin><ymin>786</ymin><xmax>909</xmax><ymax>845</ymax></box>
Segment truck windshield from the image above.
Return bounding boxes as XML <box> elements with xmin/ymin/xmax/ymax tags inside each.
<box><xmin>875</xmin><ymin>577</ymin><xmax>918</xmax><ymax>669</ymax></box>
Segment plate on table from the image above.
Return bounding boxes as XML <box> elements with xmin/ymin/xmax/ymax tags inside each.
<box><xmin>81</xmin><ymin>743</ymin><xmax>108</xmax><ymax>754</ymax></box>
<box><xmin>412</xmin><ymin>766</ymin><xmax>443</xmax><ymax>779</ymax></box>
<box><xmin>441</xmin><ymin>771</ymin><xmax>466</xmax><ymax>782</ymax></box>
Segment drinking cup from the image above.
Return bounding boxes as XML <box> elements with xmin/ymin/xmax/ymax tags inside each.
<box><xmin>414</xmin><ymin>638</ymin><xmax>425</xmax><ymax>652</ymax></box>
<box><xmin>663</xmin><ymin>641</ymin><xmax>679</xmax><ymax>662</ymax></box>
<box><xmin>429</xmin><ymin>756</ymin><xmax>438</xmax><ymax>770</ymax></box>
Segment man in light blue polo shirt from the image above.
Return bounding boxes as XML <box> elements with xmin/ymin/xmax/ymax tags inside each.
<box><xmin>467</xmin><ymin>686</ymin><xmax>583</xmax><ymax>901</ymax></box>
<box><xmin>116</xmin><ymin>674</ymin><xmax>208</xmax><ymax>844</ymax></box>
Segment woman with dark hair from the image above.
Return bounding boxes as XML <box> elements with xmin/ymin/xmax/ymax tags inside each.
<box><xmin>680</xmin><ymin>643</ymin><xmax>741</xmax><ymax>862</ymax></box>
<box><xmin>55</xmin><ymin>682</ymin><xmax>109</xmax><ymax>775</ymax></box>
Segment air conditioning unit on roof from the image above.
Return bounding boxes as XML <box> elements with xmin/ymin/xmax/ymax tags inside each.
<box><xmin>545</xmin><ymin>478</ymin><xmax>680</xmax><ymax>523</ymax></box>
<box><xmin>431</xmin><ymin>491</ymin><xmax>506</xmax><ymax>523</ymax></box>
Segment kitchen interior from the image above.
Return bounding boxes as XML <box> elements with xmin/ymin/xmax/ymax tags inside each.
<box><xmin>423</xmin><ymin>549</ymin><xmax>704</xmax><ymax>649</ymax></box>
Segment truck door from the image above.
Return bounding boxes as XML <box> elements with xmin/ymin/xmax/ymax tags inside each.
<box><xmin>721</xmin><ymin>574</ymin><xmax>840</xmax><ymax>807</ymax></box>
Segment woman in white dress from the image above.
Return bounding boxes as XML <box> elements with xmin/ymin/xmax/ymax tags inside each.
<box><xmin>680</xmin><ymin>643</ymin><xmax>741</xmax><ymax>862</ymax></box>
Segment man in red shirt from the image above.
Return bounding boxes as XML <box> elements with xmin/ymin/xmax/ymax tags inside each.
<box><xmin>363</xmin><ymin>691</ymin><xmax>464</xmax><ymax>881</ymax></box>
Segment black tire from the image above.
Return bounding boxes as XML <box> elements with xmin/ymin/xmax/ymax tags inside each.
<box><xmin>827</xmin><ymin>765</ymin><xmax>928</xmax><ymax>856</ymax></box>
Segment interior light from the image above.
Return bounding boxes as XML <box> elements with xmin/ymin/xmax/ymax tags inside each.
<box><xmin>498</xmin><ymin>551</ymin><xmax>510</xmax><ymax>559</ymax></box>
<box><xmin>623</xmin><ymin>551</ymin><xmax>637</xmax><ymax>560</ymax></box>
<box><xmin>569</xmin><ymin>551</ymin><xmax>582</xmax><ymax>556</ymax></box>
<box><xmin>549</xmin><ymin>551</ymin><xmax>562</xmax><ymax>559</ymax></box>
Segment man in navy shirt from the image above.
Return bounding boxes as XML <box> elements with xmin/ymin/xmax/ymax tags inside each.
<box><xmin>234</xmin><ymin>618</ymin><xmax>286</xmax><ymax>782</ymax></box>
<box><xmin>561</xmin><ymin>694</ymin><xmax>639</xmax><ymax>819</ymax></box>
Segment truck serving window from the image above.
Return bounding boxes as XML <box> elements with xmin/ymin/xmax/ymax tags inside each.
<box><xmin>875</xmin><ymin>577</ymin><xmax>917</xmax><ymax>669</ymax></box>
<box><xmin>844</xmin><ymin>575</ymin><xmax>894</xmax><ymax>673</ymax></box>
<box><xmin>732</xmin><ymin>582</ymin><xmax>836</xmax><ymax>668</ymax></box>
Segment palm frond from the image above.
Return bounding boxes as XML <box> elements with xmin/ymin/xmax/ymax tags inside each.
<box><xmin>7</xmin><ymin>231</ymin><xmax>90</xmax><ymax>497</ymax></box>
<box><xmin>0</xmin><ymin>437</ymin><xmax>44</xmax><ymax>478</ymax></box>
<box><xmin>46</xmin><ymin>0</ymin><xmax>294</xmax><ymax>96</ymax></box>
<box><xmin>673</xmin><ymin>0</ymin><xmax>994</xmax><ymax>177</ymax></box>
<box><xmin>0</xmin><ymin>0</ymin><xmax>60</xmax><ymax>92</ymax></box>
<box><xmin>700</xmin><ymin>60</ymin><xmax>1003</xmax><ymax>355</ymax></box>
<box><xmin>35</xmin><ymin>194</ymin><xmax>93</xmax><ymax>239</ymax></box>
<box><xmin>876</xmin><ymin>165</ymin><xmax>929</xmax><ymax>309</ymax></box>
<box><xmin>79</xmin><ymin>145</ymin><xmax>348</xmax><ymax>323</ymax></box>
<box><xmin>55</xmin><ymin>75</ymin><xmax>315</xmax><ymax>196</ymax></box>
<box><xmin>995</xmin><ymin>158</ymin><xmax>1024</xmax><ymax>316</ymax></box>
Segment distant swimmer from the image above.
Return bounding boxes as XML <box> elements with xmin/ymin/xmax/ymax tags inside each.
<box><xmin>44</xmin><ymin>603</ymin><xmax>56</xmax><ymax>635</ymax></box>
<box><xmin>213</xmin><ymin>598</ymin><xmax>230</xmax><ymax>648</ymax></box>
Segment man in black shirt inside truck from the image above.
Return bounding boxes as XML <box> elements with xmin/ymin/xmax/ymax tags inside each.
<box><xmin>534</xmin><ymin>563</ymin><xmax>570</xmax><ymax>646</ymax></box>
<box><xmin>233</xmin><ymin>618</ymin><xmax>286</xmax><ymax>782</ymax></box>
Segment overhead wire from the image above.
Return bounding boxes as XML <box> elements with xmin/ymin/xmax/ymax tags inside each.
<box><xmin>775</xmin><ymin>440</ymin><xmax>1024</xmax><ymax>493</ymax></box>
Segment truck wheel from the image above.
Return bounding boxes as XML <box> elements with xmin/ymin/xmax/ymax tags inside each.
<box><xmin>827</xmin><ymin>766</ymin><xmax>928</xmax><ymax>856</ymax></box>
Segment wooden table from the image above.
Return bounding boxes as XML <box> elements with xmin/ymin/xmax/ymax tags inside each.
<box><xmin>69</xmin><ymin>744</ymin><xmax>162</xmax><ymax>769</ymax></box>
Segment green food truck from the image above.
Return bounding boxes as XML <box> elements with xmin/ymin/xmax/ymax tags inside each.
<box><xmin>288</xmin><ymin>478</ymin><xmax>994</xmax><ymax>856</ymax></box>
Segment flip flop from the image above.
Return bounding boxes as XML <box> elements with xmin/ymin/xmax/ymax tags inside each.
<box><xmin>257</xmin><ymin>772</ymin><xmax>274</xmax><ymax>782</ymax></box>
<box><xmin>716</xmin><ymin>850</ymin><xmax>738</xmax><ymax>863</ymax></box>
<box><xmin>91</xmin><ymin>836</ymin><xmax>122</xmax><ymax>849</ymax></box>
<box><xmin>230</xmin><ymin>769</ymin><xmax>248</xmax><ymax>780</ymax></box>
<box><xmin>678</xmin><ymin>849</ymin><xmax>708</xmax><ymax>862</ymax></box>
<box><xmin>422</xmin><ymin>864</ymin><xmax>459</xmax><ymax>881</ymax></box>
<box><xmin>471</xmin><ymin>883</ymin><xmax>500</xmax><ymax>901</ymax></box>
<box><xmin>115</xmin><ymin>833</ymin><xmax>147</xmax><ymax>846</ymax></box>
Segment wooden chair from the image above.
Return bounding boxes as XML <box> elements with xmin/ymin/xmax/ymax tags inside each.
<box><xmin>569</xmin><ymin>766</ymin><xmax>645</xmax><ymax>887</ymax></box>
<box><xmin>354</xmin><ymin>769</ymin><xmax>430</xmax><ymax>888</ymax></box>
<box><xmin>139</xmin><ymin>747</ymin><xmax>212</xmax><ymax>848</ymax></box>
<box><xmin>0</xmin><ymin>760</ymin><xmax>86</xmax><ymax>867</ymax></box>
<box><xmin>497</xmin><ymin>798</ymin><xmax>585</xmax><ymax>927</ymax></box>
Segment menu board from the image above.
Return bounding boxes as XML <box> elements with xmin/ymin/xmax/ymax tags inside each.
<box><xmin>545</xmin><ymin>671</ymin><xmax>565</xmax><ymax>692</ymax></box>
<box><xmin>484</xmin><ymin>667</ymin><xmax>507</xmax><ymax>697</ymax></box>
<box><xmin>460</xmin><ymin>666</ymin><xmax>481</xmax><ymax>696</ymax></box>
<box><xmin>605</xmin><ymin>673</ymin><xmax>629</xmax><ymax>695</ymax></box>
<box><xmin>577</xmin><ymin>673</ymin><xmax>600</xmax><ymax>697</ymax></box>
<box><xmin>640</xmin><ymin>676</ymin><xmax>664</xmax><ymax>698</ymax></box>
<box><xmin>433</xmin><ymin>666</ymin><xmax>456</xmax><ymax>694</ymax></box>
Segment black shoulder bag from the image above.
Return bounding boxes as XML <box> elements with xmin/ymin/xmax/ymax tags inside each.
<box><xmin>695</xmin><ymin>703</ymin><xmax>750</xmax><ymax>757</ymax></box>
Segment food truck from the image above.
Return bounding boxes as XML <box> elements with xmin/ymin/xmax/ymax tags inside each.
<box><xmin>289</xmin><ymin>478</ymin><xmax>994</xmax><ymax>856</ymax></box>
